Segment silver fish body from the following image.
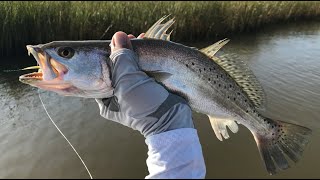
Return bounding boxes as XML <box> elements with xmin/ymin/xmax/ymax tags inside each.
<box><xmin>20</xmin><ymin>38</ymin><xmax>312</xmax><ymax>175</ymax></box>
<box><xmin>133</xmin><ymin>39</ymin><xmax>262</xmax><ymax>131</ymax></box>
<box><xmin>133</xmin><ymin>40</ymin><xmax>312</xmax><ymax>175</ymax></box>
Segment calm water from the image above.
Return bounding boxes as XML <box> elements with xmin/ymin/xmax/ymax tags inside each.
<box><xmin>1</xmin><ymin>21</ymin><xmax>320</xmax><ymax>178</ymax></box>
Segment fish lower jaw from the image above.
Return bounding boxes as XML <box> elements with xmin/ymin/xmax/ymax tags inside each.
<box><xmin>19</xmin><ymin>72</ymin><xmax>43</xmax><ymax>82</ymax></box>
<box><xmin>19</xmin><ymin>72</ymin><xmax>70</xmax><ymax>88</ymax></box>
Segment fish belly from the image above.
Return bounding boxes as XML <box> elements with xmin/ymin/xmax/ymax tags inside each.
<box><xmin>162</xmin><ymin>74</ymin><xmax>233</xmax><ymax>119</ymax></box>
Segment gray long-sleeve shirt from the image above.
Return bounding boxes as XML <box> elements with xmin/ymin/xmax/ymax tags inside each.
<box><xmin>96</xmin><ymin>49</ymin><xmax>206</xmax><ymax>178</ymax></box>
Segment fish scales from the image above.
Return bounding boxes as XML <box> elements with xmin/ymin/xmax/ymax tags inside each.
<box><xmin>132</xmin><ymin>39</ymin><xmax>265</xmax><ymax>132</ymax></box>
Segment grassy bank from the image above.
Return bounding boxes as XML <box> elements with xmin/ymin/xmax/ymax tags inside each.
<box><xmin>1</xmin><ymin>1</ymin><xmax>320</xmax><ymax>57</ymax></box>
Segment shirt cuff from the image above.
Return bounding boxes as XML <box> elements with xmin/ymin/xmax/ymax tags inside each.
<box><xmin>145</xmin><ymin>128</ymin><xmax>206</xmax><ymax>179</ymax></box>
<box><xmin>109</xmin><ymin>49</ymin><xmax>137</xmax><ymax>63</ymax></box>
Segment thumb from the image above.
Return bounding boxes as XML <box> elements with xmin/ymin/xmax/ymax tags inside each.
<box><xmin>110</xmin><ymin>31</ymin><xmax>133</xmax><ymax>53</ymax></box>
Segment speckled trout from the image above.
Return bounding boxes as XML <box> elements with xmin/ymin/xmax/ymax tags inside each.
<box><xmin>19</xmin><ymin>16</ymin><xmax>312</xmax><ymax>175</ymax></box>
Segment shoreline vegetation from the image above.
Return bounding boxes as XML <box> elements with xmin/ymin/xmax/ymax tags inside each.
<box><xmin>1</xmin><ymin>1</ymin><xmax>320</xmax><ymax>57</ymax></box>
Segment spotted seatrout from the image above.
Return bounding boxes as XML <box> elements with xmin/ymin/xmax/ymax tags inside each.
<box><xmin>19</xmin><ymin>16</ymin><xmax>312</xmax><ymax>175</ymax></box>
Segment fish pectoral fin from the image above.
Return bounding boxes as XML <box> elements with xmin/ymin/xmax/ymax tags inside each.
<box><xmin>145</xmin><ymin>70</ymin><xmax>173</xmax><ymax>82</ymax></box>
<box><xmin>208</xmin><ymin>115</ymin><xmax>239</xmax><ymax>141</ymax></box>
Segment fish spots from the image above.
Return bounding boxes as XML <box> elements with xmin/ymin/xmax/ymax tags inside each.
<box><xmin>224</xmin><ymin>85</ymin><xmax>227</xmax><ymax>89</ymax></box>
<box><xmin>199</xmin><ymin>69</ymin><xmax>201</xmax><ymax>73</ymax></box>
<box><xmin>208</xmin><ymin>78</ymin><xmax>211</xmax><ymax>81</ymax></box>
<box><xmin>209</xmin><ymin>67</ymin><xmax>216</xmax><ymax>71</ymax></box>
<box><xmin>237</xmin><ymin>92</ymin><xmax>240</xmax><ymax>95</ymax></box>
<box><xmin>216</xmin><ymin>75</ymin><xmax>219</xmax><ymax>78</ymax></box>
<box><xmin>229</xmin><ymin>84</ymin><xmax>232</xmax><ymax>88</ymax></box>
<box><xmin>233</xmin><ymin>97</ymin><xmax>236</xmax><ymax>101</ymax></box>
<box><xmin>192</xmin><ymin>62</ymin><xmax>195</xmax><ymax>65</ymax></box>
<box><xmin>213</xmin><ymin>81</ymin><xmax>216</xmax><ymax>84</ymax></box>
<box><xmin>203</xmin><ymin>68</ymin><xmax>206</xmax><ymax>71</ymax></box>
<box><xmin>218</xmin><ymin>84</ymin><xmax>221</xmax><ymax>87</ymax></box>
<box><xmin>185</xmin><ymin>64</ymin><xmax>188</xmax><ymax>68</ymax></box>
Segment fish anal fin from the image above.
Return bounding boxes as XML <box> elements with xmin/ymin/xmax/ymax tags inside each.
<box><xmin>253</xmin><ymin>118</ymin><xmax>312</xmax><ymax>175</ymax></box>
<box><xmin>208</xmin><ymin>115</ymin><xmax>239</xmax><ymax>141</ymax></box>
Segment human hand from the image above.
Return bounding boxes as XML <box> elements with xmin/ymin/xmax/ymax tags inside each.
<box><xmin>95</xmin><ymin>31</ymin><xmax>194</xmax><ymax>138</ymax></box>
<box><xmin>109</xmin><ymin>32</ymin><xmax>145</xmax><ymax>52</ymax></box>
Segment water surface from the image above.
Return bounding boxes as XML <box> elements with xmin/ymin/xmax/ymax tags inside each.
<box><xmin>0</xmin><ymin>21</ymin><xmax>320</xmax><ymax>178</ymax></box>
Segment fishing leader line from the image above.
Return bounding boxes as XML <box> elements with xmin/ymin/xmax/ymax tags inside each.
<box><xmin>3</xmin><ymin>66</ymin><xmax>41</xmax><ymax>72</ymax></box>
<box><xmin>38</xmin><ymin>90</ymin><xmax>93</xmax><ymax>179</ymax></box>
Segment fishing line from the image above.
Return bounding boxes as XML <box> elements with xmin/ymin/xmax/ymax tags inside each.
<box><xmin>3</xmin><ymin>69</ymin><xmax>22</xmax><ymax>72</ymax></box>
<box><xmin>38</xmin><ymin>90</ymin><xmax>93</xmax><ymax>179</ymax></box>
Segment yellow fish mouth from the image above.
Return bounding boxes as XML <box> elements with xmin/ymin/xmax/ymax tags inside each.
<box><xmin>19</xmin><ymin>45</ymin><xmax>67</xmax><ymax>86</ymax></box>
<box><xmin>19</xmin><ymin>66</ymin><xmax>43</xmax><ymax>83</ymax></box>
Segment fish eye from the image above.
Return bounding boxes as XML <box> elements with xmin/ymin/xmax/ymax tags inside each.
<box><xmin>57</xmin><ymin>47</ymin><xmax>75</xmax><ymax>59</ymax></box>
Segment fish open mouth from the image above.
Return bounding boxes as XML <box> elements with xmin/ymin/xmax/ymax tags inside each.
<box><xmin>21</xmin><ymin>72</ymin><xmax>43</xmax><ymax>80</ymax></box>
<box><xmin>19</xmin><ymin>45</ymin><xmax>68</xmax><ymax>87</ymax></box>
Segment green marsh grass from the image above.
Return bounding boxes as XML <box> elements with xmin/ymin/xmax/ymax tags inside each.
<box><xmin>1</xmin><ymin>1</ymin><xmax>320</xmax><ymax>56</ymax></box>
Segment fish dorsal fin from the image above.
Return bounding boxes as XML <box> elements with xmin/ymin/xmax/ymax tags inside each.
<box><xmin>210</xmin><ymin>53</ymin><xmax>266</xmax><ymax>108</ymax></box>
<box><xmin>145</xmin><ymin>16</ymin><xmax>266</xmax><ymax>108</ymax></box>
<box><xmin>200</xmin><ymin>38</ymin><xmax>230</xmax><ymax>56</ymax></box>
<box><xmin>144</xmin><ymin>16</ymin><xmax>200</xmax><ymax>51</ymax></box>
<box><xmin>144</xmin><ymin>15</ymin><xmax>175</xmax><ymax>41</ymax></box>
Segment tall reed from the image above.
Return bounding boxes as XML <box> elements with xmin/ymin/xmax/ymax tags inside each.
<box><xmin>1</xmin><ymin>1</ymin><xmax>320</xmax><ymax>57</ymax></box>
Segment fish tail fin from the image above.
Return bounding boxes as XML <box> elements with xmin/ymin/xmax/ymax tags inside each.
<box><xmin>253</xmin><ymin>118</ymin><xmax>312</xmax><ymax>175</ymax></box>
